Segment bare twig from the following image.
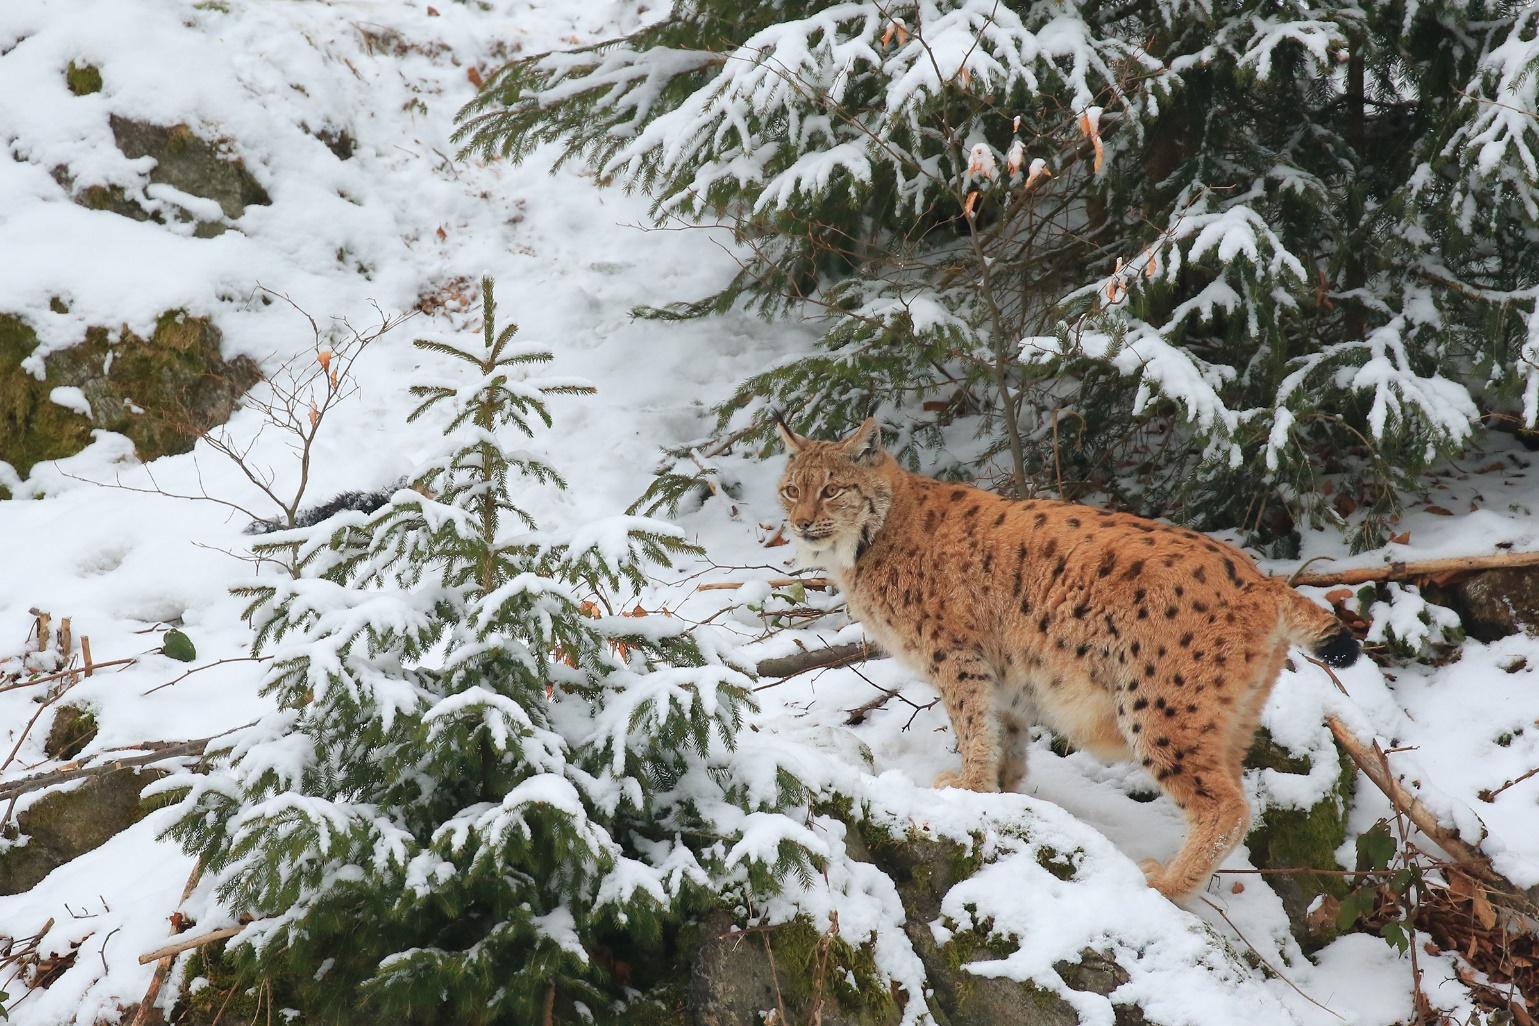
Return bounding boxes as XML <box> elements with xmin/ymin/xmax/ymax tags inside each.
<box><xmin>1200</xmin><ymin>897</ymin><xmax>1346</xmax><ymax>1021</ymax></box>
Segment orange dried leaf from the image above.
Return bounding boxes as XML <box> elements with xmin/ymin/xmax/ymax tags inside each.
<box><xmin>1325</xmin><ymin>588</ymin><xmax>1354</xmax><ymax>606</ymax></box>
<box><xmin>308</xmin><ymin>404</ymin><xmax>319</xmax><ymax>428</ymax></box>
<box><xmin>426</xmin><ymin>5</ymin><xmax>440</xmax><ymax>14</ymax></box>
<box><xmin>317</xmin><ymin>349</ymin><xmax>333</xmax><ymax>374</ymax></box>
<box><xmin>764</xmin><ymin>526</ymin><xmax>789</xmax><ymax>548</ymax></box>
<box><xmin>467</xmin><ymin>65</ymin><xmax>484</xmax><ymax>88</ymax></box>
<box><xmin>963</xmin><ymin>190</ymin><xmax>979</xmax><ymax>219</ymax></box>
<box><xmin>1424</xmin><ymin>504</ymin><xmax>1454</xmax><ymax>516</ymax></box>
<box><xmin>881</xmin><ymin>21</ymin><xmax>895</xmax><ymax>47</ymax></box>
<box><xmin>1388</xmin><ymin>531</ymin><xmax>1411</xmax><ymax>545</ymax></box>
<box><xmin>436</xmin><ymin>225</ymin><xmax>448</xmax><ymax>241</ymax></box>
<box><xmin>579</xmin><ymin>600</ymin><xmax>601</xmax><ymax>617</ymax></box>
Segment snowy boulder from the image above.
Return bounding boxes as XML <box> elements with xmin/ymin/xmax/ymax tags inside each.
<box><xmin>55</xmin><ymin>117</ymin><xmax>272</xmax><ymax>238</ymax></box>
<box><xmin>0</xmin><ymin>310</ymin><xmax>259</xmax><ymax>482</ymax></box>
<box><xmin>0</xmin><ymin>767</ymin><xmax>168</xmax><ymax>896</ymax></box>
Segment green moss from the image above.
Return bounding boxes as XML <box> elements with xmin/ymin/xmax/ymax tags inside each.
<box><xmin>1244</xmin><ymin>730</ymin><xmax>1356</xmax><ymax>951</ymax></box>
<box><xmin>765</xmin><ymin>917</ymin><xmax>899</xmax><ymax>1023</ymax></box>
<box><xmin>44</xmin><ymin>705</ymin><xmax>98</xmax><ymax>760</ymax></box>
<box><xmin>937</xmin><ymin>926</ymin><xmax>1074</xmax><ymax>1025</ymax></box>
<box><xmin>65</xmin><ymin>61</ymin><xmax>101</xmax><ymax>96</ymax></box>
<box><xmin>0</xmin><ymin>310</ymin><xmax>259</xmax><ymax>481</ymax></box>
<box><xmin>1034</xmin><ymin>845</ymin><xmax>1079</xmax><ymax>882</ymax></box>
<box><xmin>172</xmin><ymin>941</ymin><xmax>308</xmax><ymax>1026</ymax></box>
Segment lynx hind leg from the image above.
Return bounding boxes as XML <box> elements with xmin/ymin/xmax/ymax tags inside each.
<box><xmin>1130</xmin><ymin>704</ymin><xmax>1253</xmax><ymax>901</ymax></box>
<box><xmin>930</xmin><ymin>650</ymin><xmax>1004</xmax><ymax>793</ymax></box>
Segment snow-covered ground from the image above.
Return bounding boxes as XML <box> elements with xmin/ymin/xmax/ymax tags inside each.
<box><xmin>1</xmin><ymin>1</ymin><xmax>1536</xmax><ymax>1022</ymax></box>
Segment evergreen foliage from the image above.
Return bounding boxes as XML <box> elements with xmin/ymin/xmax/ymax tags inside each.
<box><xmin>159</xmin><ymin>278</ymin><xmax>819</xmax><ymax>1023</ymax></box>
<box><xmin>457</xmin><ymin>0</ymin><xmax>1539</xmax><ymax>549</ymax></box>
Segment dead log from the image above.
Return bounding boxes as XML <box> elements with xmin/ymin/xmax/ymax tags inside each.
<box><xmin>0</xmin><ymin>732</ymin><xmax>240</xmax><ymax>804</ymax></box>
<box><xmin>698</xmin><ymin>577</ymin><xmax>833</xmax><ymax>592</ymax></box>
<box><xmin>1289</xmin><ymin>550</ymin><xmax>1539</xmax><ymax>588</ymax></box>
<box><xmin>755</xmin><ymin>641</ymin><xmax>883</xmax><ymax>679</ymax></box>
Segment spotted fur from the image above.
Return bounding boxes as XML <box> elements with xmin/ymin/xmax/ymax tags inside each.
<box><xmin>776</xmin><ymin>416</ymin><xmax>1358</xmax><ymax>901</ymax></box>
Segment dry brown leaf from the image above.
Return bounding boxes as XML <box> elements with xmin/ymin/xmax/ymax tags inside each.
<box><xmin>764</xmin><ymin>526</ymin><xmax>789</xmax><ymax>548</ymax></box>
<box><xmin>1388</xmin><ymin>531</ymin><xmax>1411</xmax><ymax>545</ymax></box>
<box><xmin>1325</xmin><ymin>588</ymin><xmax>1353</xmax><ymax>606</ymax></box>
<box><xmin>467</xmin><ymin>65</ymin><xmax>484</xmax><ymax>88</ymax></box>
<box><xmin>1425</xmin><ymin>504</ymin><xmax>1454</xmax><ymax>516</ymax></box>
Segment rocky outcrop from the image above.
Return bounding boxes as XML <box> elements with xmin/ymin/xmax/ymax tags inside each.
<box><xmin>0</xmin><ymin>310</ymin><xmax>260</xmax><ymax>481</ymax></box>
<box><xmin>0</xmin><ymin>767</ymin><xmax>167</xmax><ymax>895</ymax></box>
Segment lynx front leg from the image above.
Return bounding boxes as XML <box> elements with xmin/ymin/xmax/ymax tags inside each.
<box><xmin>928</xmin><ymin>652</ymin><xmax>1003</xmax><ymax>793</ymax></box>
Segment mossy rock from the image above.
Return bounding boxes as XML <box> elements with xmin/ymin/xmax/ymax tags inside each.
<box><xmin>44</xmin><ymin>704</ymin><xmax>98</xmax><ymax>760</ymax></box>
<box><xmin>65</xmin><ymin>61</ymin><xmax>102</xmax><ymax>96</ymax></box>
<box><xmin>690</xmin><ymin>910</ymin><xmax>900</xmax><ymax>1026</ymax></box>
<box><xmin>1244</xmin><ymin>729</ymin><xmax>1356</xmax><ymax>952</ymax></box>
<box><xmin>0</xmin><ymin>310</ymin><xmax>260</xmax><ymax>481</ymax></box>
<box><xmin>0</xmin><ymin>767</ymin><xmax>169</xmax><ymax>895</ymax></box>
<box><xmin>110</xmin><ymin>115</ymin><xmax>270</xmax><ymax>229</ymax></box>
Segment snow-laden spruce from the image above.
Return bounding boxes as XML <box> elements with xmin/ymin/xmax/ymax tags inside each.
<box><xmin>155</xmin><ymin>279</ymin><xmax>819</xmax><ymax>1024</ymax></box>
<box><xmin>458</xmin><ymin>0</ymin><xmax>1539</xmax><ymax>551</ymax></box>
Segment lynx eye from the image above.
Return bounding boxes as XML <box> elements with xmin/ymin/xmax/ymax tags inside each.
<box><xmin>782</xmin><ymin>485</ymin><xmax>800</xmax><ymax>499</ymax></box>
<box><xmin>821</xmin><ymin>485</ymin><xmax>842</xmax><ymax>498</ymax></box>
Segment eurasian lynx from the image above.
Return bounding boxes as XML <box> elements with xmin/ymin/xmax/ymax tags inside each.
<box><xmin>775</xmin><ymin>416</ymin><xmax>1359</xmax><ymax>901</ymax></box>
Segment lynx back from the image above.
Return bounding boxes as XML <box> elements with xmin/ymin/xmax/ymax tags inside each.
<box><xmin>775</xmin><ymin>416</ymin><xmax>1358</xmax><ymax>901</ymax></box>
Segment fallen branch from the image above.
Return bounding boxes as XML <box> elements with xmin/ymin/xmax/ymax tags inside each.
<box><xmin>698</xmin><ymin>577</ymin><xmax>833</xmax><ymax>592</ymax></box>
<box><xmin>0</xmin><ymin>725</ymin><xmax>253</xmax><ymax>804</ymax></box>
<box><xmin>137</xmin><ymin>925</ymin><xmax>244</xmax><ymax>966</ymax></box>
<box><xmin>1327</xmin><ymin>717</ymin><xmax>1539</xmax><ymax>921</ymax></box>
<box><xmin>0</xmin><ymin>658</ymin><xmax>136</xmax><ymax>696</ymax></box>
<box><xmin>755</xmin><ymin>641</ymin><xmax>882</xmax><ymax>679</ymax></box>
<box><xmin>1290</xmin><ymin>550</ymin><xmax>1539</xmax><ymax>588</ymax></box>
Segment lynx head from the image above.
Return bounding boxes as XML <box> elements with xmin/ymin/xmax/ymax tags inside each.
<box><xmin>774</xmin><ymin>414</ymin><xmax>894</xmax><ymax>571</ymax></box>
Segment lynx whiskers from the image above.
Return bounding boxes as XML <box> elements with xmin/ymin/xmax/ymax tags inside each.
<box><xmin>775</xmin><ymin>415</ymin><xmax>1358</xmax><ymax>901</ymax></box>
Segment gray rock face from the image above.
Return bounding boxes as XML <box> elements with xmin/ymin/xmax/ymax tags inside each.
<box><xmin>0</xmin><ymin>767</ymin><xmax>167</xmax><ymax>896</ymax></box>
<box><xmin>1451</xmin><ymin>567</ymin><xmax>1539</xmax><ymax>640</ymax></box>
<box><xmin>108</xmin><ymin>115</ymin><xmax>271</xmax><ymax>231</ymax></box>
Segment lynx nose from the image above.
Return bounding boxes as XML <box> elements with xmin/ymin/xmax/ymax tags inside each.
<box><xmin>792</xmin><ymin>517</ymin><xmax>813</xmax><ymax>532</ymax></box>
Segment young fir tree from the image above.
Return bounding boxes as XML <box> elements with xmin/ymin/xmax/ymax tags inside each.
<box><xmin>456</xmin><ymin>0</ymin><xmax>1539</xmax><ymax>550</ymax></box>
<box><xmin>160</xmin><ymin>279</ymin><xmax>817</xmax><ymax>1024</ymax></box>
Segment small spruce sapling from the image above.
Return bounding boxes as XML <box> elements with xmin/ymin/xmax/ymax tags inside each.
<box><xmin>158</xmin><ymin>277</ymin><xmax>819</xmax><ymax>1023</ymax></box>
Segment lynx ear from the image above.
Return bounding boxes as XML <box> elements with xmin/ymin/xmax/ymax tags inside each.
<box><xmin>771</xmin><ymin>409</ymin><xmax>805</xmax><ymax>454</ymax></box>
<box><xmin>841</xmin><ymin>417</ymin><xmax>883</xmax><ymax>465</ymax></box>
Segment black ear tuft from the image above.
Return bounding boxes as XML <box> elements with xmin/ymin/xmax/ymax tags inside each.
<box><xmin>771</xmin><ymin>409</ymin><xmax>803</xmax><ymax>453</ymax></box>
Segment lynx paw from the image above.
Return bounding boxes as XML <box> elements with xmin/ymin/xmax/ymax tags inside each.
<box><xmin>932</xmin><ymin>770</ymin><xmax>965</xmax><ymax>789</ymax></box>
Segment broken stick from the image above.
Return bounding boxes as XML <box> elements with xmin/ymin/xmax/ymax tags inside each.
<box><xmin>1290</xmin><ymin>549</ymin><xmax>1539</xmax><ymax>588</ymax></box>
<box><xmin>137</xmin><ymin>925</ymin><xmax>244</xmax><ymax>966</ymax></box>
<box><xmin>698</xmin><ymin>577</ymin><xmax>833</xmax><ymax>592</ymax></box>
